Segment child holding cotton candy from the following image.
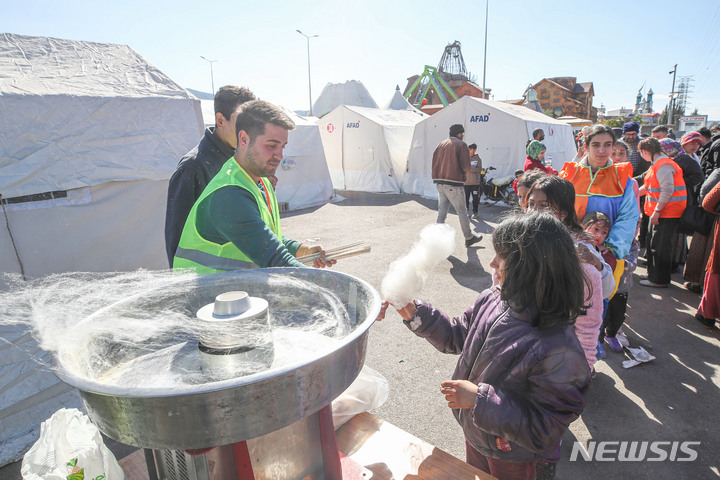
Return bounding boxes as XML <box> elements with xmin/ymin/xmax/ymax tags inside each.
<box><xmin>377</xmin><ymin>213</ymin><xmax>591</xmax><ymax>479</ymax></box>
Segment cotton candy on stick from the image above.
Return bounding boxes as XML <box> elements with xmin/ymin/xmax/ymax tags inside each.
<box><xmin>381</xmin><ymin>223</ymin><xmax>456</xmax><ymax>308</ymax></box>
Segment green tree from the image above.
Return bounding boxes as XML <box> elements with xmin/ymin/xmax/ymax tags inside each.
<box><xmin>602</xmin><ymin>118</ymin><xmax>625</xmax><ymax>128</ymax></box>
<box><xmin>658</xmin><ymin>103</ymin><xmax>685</xmax><ymax>125</ymax></box>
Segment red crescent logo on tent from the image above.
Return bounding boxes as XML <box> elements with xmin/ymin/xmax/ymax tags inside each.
<box><xmin>327</xmin><ymin>123</ymin><xmax>335</xmax><ymax>133</ymax></box>
<box><xmin>549</xmin><ymin>127</ymin><xmax>554</xmax><ymax>136</ymax></box>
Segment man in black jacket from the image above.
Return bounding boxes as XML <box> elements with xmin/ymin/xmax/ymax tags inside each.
<box><xmin>701</xmin><ymin>128</ymin><xmax>720</xmax><ymax>180</ymax></box>
<box><xmin>164</xmin><ymin>86</ymin><xmax>256</xmax><ymax>266</ymax></box>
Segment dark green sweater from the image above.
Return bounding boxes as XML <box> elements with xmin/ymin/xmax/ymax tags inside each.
<box><xmin>195</xmin><ymin>185</ymin><xmax>304</xmax><ymax>268</ymax></box>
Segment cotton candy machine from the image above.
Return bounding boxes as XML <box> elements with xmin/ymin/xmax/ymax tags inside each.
<box><xmin>55</xmin><ymin>268</ymin><xmax>381</xmax><ymax>480</ymax></box>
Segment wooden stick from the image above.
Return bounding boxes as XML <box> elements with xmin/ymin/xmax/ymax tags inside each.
<box><xmin>296</xmin><ymin>243</ymin><xmax>371</xmax><ymax>265</ymax></box>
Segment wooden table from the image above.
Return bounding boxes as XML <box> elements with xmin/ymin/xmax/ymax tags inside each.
<box><xmin>336</xmin><ymin>413</ymin><xmax>494</xmax><ymax>480</ymax></box>
<box><xmin>118</xmin><ymin>412</ymin><xmax>494</xmax><ymax>479</ymax></box>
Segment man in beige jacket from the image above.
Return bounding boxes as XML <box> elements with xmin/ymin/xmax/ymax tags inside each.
<box><xmin>431</xmin><ymin>124</ymin><xmax>482</xmax><ymax>247</ymax></box>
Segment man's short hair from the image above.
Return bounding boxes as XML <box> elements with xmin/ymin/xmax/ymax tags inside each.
<box><xmin>214</xmin><ymin>86</ymin><xmax>256</xmax><ymax>123</ymax></box>
<box><xmin>235</xmin><ymin>100</ymin><xmax>295</xmax><ymax>141</ymax></box>
<box><xmin>710</xmin><ymin>124</ymin><xmax>720</xmax><ymax>134</ymax></box>
<box><xmin>652</xmin><ymin>125</ymin><xmax>669</xmax><ymax>134</ymax></box>
<box><xmin>468</xmin><ymin>143</ymin><xmax>477</xmax><ymax>150</ymax></box>
<box><xmin>532</xmin><ymin>128</ymin><xmax>544</xmax><ymax>138</ymax></box>
<box><xmin>449</xmin><ymin>124</ymin><xmax>465</xmax><ymax>137</ymax></box>
<box><xmin>698</xmin><ymin>127</ymin><xmax>712</xmax><ymax>139</ymax></box>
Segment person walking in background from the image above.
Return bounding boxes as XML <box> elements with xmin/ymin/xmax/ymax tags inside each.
<box><xmin>638</xmin><ymin>138</ymin><xmax>687</xmax><ymax>288</ymax></box>
<box><xmin>464</xmin><ymin>143</ymin><xmax>482</xmax><ymax>220</ymax></box>
<box><xmin>432</xmin><ymin>124</ymin><xmax>482</xmax><ymax>248</ymax></box>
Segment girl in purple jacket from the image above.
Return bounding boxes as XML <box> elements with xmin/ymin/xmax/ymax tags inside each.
<box><xmin>378</xmin><ymin>212</ymin><xmax>591</xmax><ymax>480</ymax></box>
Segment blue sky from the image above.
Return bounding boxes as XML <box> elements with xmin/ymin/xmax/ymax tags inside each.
<box><xmin>3</xmin><ymin>0</ymin><xmax>720</xmax><ymax>120</ymax></box>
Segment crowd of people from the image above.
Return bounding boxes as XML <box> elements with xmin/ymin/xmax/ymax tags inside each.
<box><xmin>164</xmin><ymin>87</ymin><xmax>719</xmax><ymax>480</ymax></box>
<box><xmin>380</xmin><ymin>120</ymin><xmax>720</xmax><ymax>479</ymax></box>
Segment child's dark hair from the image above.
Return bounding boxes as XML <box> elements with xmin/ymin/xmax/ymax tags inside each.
<box><xmin>638</xmin><ymin>137</ymin><xmax>662</xmax><ymax>157</ymax></box>
<box><xmin>583</xmin><ymin>124</ymin><xmax>616</xmax><ymax>146</ymax></box>
<box><xmin>581</xmin><ymin>211</ymin><xmax>612</xmax><ymax>229</ymax></box>
<box><xmin>527</xmin><ymin>175</ymin><xmax>583</xmax><ymax>233</ymax></box>
<box><xmin>516</xmin><ymin>170</ymin><xmax>548</xmax><ymax>191</ymax></box>
<box><xmin>614</xmin><ymin>139</ymin><xmax>629</xmax><ymax>153</ymax></box>
<box><xmin>493</xmin><ymin>212</ymin><xmax>587</xmax><ymax>328</ymax></box>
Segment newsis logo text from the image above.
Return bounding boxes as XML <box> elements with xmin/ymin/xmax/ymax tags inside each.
<box><xmin>570</xmin><ymin>441</ymin><xmax>700</xmax><ymax>462</ymax></box>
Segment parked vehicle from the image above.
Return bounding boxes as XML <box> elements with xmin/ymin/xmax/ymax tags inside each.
<box><xmin>480</xmin><ymin>167</ymin><xmax>518</xmax><ymax>206</ymax></box>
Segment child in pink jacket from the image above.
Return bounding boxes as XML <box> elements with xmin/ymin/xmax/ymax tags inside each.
<box><xmin>525</xmin><ymin>175</ymin><xmax>609</xmax><ymax>371</ymax></box>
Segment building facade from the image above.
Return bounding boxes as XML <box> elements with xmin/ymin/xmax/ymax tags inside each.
<box><xmin>525</xmin><ymin>77</ymin><xmax>597</xmax><ymax>121</ymax></box>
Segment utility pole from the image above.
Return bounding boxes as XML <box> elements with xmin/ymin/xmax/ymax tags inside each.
<box><xmin>482</xmin><ymin>0</ymin><xmax>489</xmax><ymax>99</ymax></box>
<box><xmin>668</xmin><ymin>64</ymin><xmax>677</xmax><ymax>126</ymax></box>
<box><xmin>296</xmin><ymin>30</ymin><xmax>318</xmax><ymax>116</ymax></box>
<box><xmin>200</xmin><ymin>56</ymin><xmax>217</xmax><ymax>95</ymax></box>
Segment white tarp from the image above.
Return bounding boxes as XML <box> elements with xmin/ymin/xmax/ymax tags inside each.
<box><xmin>317</xmin><ymin>106</ymin><xmax>426</xmax><ymax>194</ymax></box>
<box><xmin>384</xmin><ymin>87</ymin><xmax>423</xmax><ymax>114</ymax></box>
<box><xmin>402</xmin><ymin>96</ymin><xmax>578</xmax><ymax>199</ymax></box>
<box><xmin>0</xmin><ymin>33</ymin><xmax>202</xmax><ymax>465</ymax></box>
<box><xmin>312</xmin><ymin>80</ymin><xmax>378</xmax><ymax>118</ymax></box>
<box><xmin>275</xmin><ymin>108</ymin><xmax>334</xmax><ymax>210</ymax></box>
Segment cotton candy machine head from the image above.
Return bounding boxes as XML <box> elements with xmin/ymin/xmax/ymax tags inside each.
<box><xmin>55</xmin><ymin>268</ymin><xmax>381</xmax><ymax>480</ymax></box>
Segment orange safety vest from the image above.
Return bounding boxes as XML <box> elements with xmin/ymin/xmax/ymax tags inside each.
<box><xmin>643</xmin><ymin>157</ymin><xmax>686</xmax><ymax>218</ymax></box>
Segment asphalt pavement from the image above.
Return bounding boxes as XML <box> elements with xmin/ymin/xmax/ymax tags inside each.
<box><xmin>3</xmin><ymin>190</ymin><xmax>718</xmax><ymax>480</ymax></box>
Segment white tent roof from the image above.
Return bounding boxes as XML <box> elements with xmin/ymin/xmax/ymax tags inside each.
<box><xmin>312</xmin><ymin>80</ymin><xmax>378</xmax><ymax>118</ymax></box>
<box><xmin>402</xmin><ymin>96</ymin><xmax>578</xmax><ymax>199</ymax></box>
<box><xmin>384</xmin><ymin>87</ymin><xmax>423</xmax><ymax>114</ymax></box>
<box><xmin>0</xmin><ymin>33</ymin><xmax>203</xmax><ymax>199</ymax></box>
<box><xmin>317</xmin><ymin>105</ymin><xmax>425</xmax><ymax>193</ymax></box>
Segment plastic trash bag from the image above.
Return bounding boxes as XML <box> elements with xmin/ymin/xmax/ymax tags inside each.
<box><xmin>21</xmin><ymin>408</ymin><xmax>124</xmax><ymax>480</ymax></box>
<box><xmin>332</xmin><ymin>365</ymin><xmax>389</xmax><ymax>429</ymax></box>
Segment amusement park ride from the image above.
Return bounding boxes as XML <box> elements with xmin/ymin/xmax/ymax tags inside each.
<box><xmin>404</xmin><ymin>41</ymin><xmax>472</xmax><ymax>108</ymax></box>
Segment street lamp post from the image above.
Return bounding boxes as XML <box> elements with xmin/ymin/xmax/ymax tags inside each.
<box><xmin>668</xmin><ymin>64</ymin><xmax>677</xmax><ymax>126</ymax></box>
<box><xmin>482</xmin><ymin>0</ymin><xmax>488</xmax><ymax>99</ymax></box>
<box><xmin>296</xmin><ymin>30</ymin><xmax>318</xmax><ymax>116</ymax></box>
<box><xmin>200</xmin><ymin>56</ymin><xmax>217</xmax><ymax>95</ymax></box>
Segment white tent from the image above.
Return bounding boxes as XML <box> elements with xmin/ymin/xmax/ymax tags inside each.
<box><xmin>0</xmin><ymin>33</ymin><xmax>202</xmax><ymax>465</ymax></box>
<box><xmin>312</xmin><ymin>80</ymin><xmax>378</xmax><ymax>118</ymax></box>
<box><xmin>317</xmin><ymin>106</ymin><xmax>426</xmax><ymax>193</ymax></box>
<box><xmin>200</xmin><ymin>99</ymin><xmax>215</xmax><ymax>128</ymax></box>
<box><xmin>402</xmin><ymin>96</ymin><xmax>578</xmax><ymax>199</ymax></box>
<box><xmin>274</xmin><ymin>108</ymin><xmax>334</xmax><ymax>210</ymax></box>
<box><xmin>384</xmin><ymin>86</ymin><xmax>423</xmax><ymax>114</ymax></box>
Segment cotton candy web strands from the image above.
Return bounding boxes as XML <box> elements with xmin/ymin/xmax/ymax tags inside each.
<box><xmin>381</xmin><ymin>223</ymin><xmax>456</xmax><ymax>308</ymax></box>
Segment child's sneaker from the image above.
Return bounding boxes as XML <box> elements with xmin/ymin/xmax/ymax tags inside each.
<box><xmin>616</xmin><ymin>331</ymin><xmax>630</xmax><ymax>347</ymax></box>
<box><xmin>605</xmin><ymin>336</ymin><xmax>623</xmax><ymax>353</ymax></box>
<box><xmin>596</xmin><ymin>341</ymin><xmax>606</xmax><ymax>360</ymax></box>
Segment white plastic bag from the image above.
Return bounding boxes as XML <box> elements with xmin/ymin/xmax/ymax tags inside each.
<box><xmin>21</xmin><ymin>408</ymin><xmax>124</xmax><ymax>480</ymax></box>
<box><xmin>332</xmin><ymin>365</ymin><xmax>389</xmax><ymax>429</ymax></box>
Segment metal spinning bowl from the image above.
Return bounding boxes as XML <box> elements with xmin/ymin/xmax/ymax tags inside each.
<box><xmin>55</xmin><ymin>268</ymin><xmax>381</xmax><ymax>451</ymax></box>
